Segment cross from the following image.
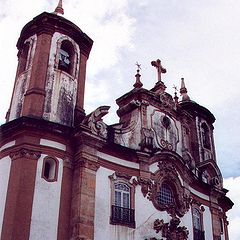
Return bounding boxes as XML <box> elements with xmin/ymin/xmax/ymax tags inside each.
<box><xmin>135</xmin><ymin>62</ymin><xmax>141</xmax><ymax>71</ymax></box>
<box><xmin>173</xmin><ymin>85</ymin><xmax>178</xmax><ymax>92</ymax></box>
<box><xmin>151</xmin><ymin>59</ymin><xmax>166</xmax><ymax>82</ymax></box>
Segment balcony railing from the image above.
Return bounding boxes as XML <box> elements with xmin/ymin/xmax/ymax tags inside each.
<box><xmin>110</xmin><ymin>205</ymin><xmax>135</xmax><ymax>228</ymax></box>
<box><xmin>194</xmin><ymin>228</ymin><xmax>205</xmax><ymax>240</ymax></box>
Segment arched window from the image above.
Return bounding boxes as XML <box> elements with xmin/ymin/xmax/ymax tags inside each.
<box><xmin>156</xmin><ymin>182</ymin><xmax>174</xmax><ymax>206</ymax></box>
<box><xmin>114</xmin><ymin>182</ymin><xmax>130</xmax><ymax>208</ymax></box>
<box><xmin>58</xmin><ymin>40</ymin><xmax>74</xmax><ymax>75</ymax></box>
<box><xmin>42</xmin><ymin>157</ymin><xmax>58</xmax><ymax>182</ymax></box>
<box><xmin>18</xmin><ymin>42</ymin><xmax>30</xmax><ymax>74</ymax></box>
<box><xmin>109</xmin><ymin>174</ymin><xmax>135</xmax><ymax>228</ymax></box>
<box><xmin>201</xmin><ymin>123</ymin><xmax>210</xmax><ymax>149</ymax></box>
<box><xmin>193</xmin><ymin>208</ymin><xmax>205</xmax><ymax>240</ymax></box>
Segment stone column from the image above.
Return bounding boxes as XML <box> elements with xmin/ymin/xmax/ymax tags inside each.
<box><xmin>1</xmin><ymin>148</ymin><xmax>41</xmax><ymax>240</ymax></box>
<box><xmin>70</xmin><ymin>145</ymin><xmax>100</xmax><ymax>240</ymax></box>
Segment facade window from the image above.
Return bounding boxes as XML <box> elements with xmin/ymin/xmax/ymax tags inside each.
<box><xmin>109</xmin><ymin>175</ymin><xmax>135</xmax><ymax>228</ymax></box>
<box><xmin>193</xmin><ymin>208</ymin><xmax>205</xmax><ymax>240</ymax></box>
<box><xmin>201</xmin><ymin>123</ymin><xmax>210</xmax><ymax>149</ymax></box>
<box><xmin>58</xmin><ymin>40</ymin><xmax>74</xmax><ymax>75</ymax></box>
<box><xmin>156</xmin><ymin>183</ymin><xmax>174</xmax><ymax>205</ymax></box>
<box><xmin>42</xmin><ymin>157</ymin><xmax>58</xmax><ymax>182</ymax></box>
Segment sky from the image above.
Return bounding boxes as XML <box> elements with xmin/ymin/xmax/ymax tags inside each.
<box><xmin>0</xmin><ymin>0</ymin><xmax>239</xmax><ymax>238</ymax></box>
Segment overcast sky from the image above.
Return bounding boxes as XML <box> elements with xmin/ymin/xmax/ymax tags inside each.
<box><xmin>0</xmin><ymin>0</ymin><xmax>239</xmax><ymax>238</ymax></box>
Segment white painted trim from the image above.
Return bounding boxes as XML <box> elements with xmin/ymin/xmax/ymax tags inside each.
<box><xmin>0</xmin><ymin>141</ymin><xmax>16</xmax><ymax>152</ymax></box>
<box><xmin>189</xmin><ymin>186</ymin><xmax>210</xmax><ymax>201</ymax></box>
<box><xmin>0</xmin><ymin>157</ymin><xmax>11</xmax><ymax>235</ymax></box>
<box><xmin>40</xmin><ymin>139</ymin><xmax>66</xmax><ymax>151</ymax></box>
<box><xmin>98</xmin><ymin>152</ymin><xmax>139</xmax><ymax>169</ymax></box>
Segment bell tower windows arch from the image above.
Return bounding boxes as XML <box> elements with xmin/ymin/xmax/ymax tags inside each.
<box><xmin>201</xmin><ymin>122</ymin><xmax>211</xmax><ymax>149</ymax></box>
<box><xmin>58</xmin><ymin>40</ymin><xmax>75</xmax><ymax>76</ymax></box>
<box><xmin>55</xmin><ymin>36</ymin><xmax>79</xmax><ymax>78</ymax></box>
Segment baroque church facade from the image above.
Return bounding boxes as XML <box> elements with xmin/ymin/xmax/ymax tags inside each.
<box><xmin>0</xmin><ymin>2</ymin><xmax>233</xmax><ymax>240</ymax></box>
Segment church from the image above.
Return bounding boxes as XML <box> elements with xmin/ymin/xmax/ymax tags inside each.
<box><xmin>0</xmin><ymin>1</ymin><xmax>233</xmax><ymax>240</ymax></box>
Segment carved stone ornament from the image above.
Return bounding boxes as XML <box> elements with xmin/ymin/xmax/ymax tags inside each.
<box><xmin>138</xmin><ymin>161</ymin><xmax>191</xmax><ymax>217</ymax></box>
<box><xmin>159</xmin><ymin>92</ymin><xmax>175</xmax><ymax>109</ymax></box>
<box><xmin>153</xmin><ymin>217</ymin><xmax>189</xmax><ymax>240</ymax></box>
<box><xmin>10</xmin><ymin>148</ymin><xmax>41</xmax><ymax>160</ymax></box>
<box><xmin>140</xmin><ymin>128</ymin><xmax>154</xmax><ymax>152</ymax></box>
<box><xmin>83</xmin><ymin>106</ymin><xmax>110</xmax><ymax>138</ymax></box>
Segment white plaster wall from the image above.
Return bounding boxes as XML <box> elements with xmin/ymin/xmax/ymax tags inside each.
<box><xmin>94</xmin><ymin>167</ymin><xmax>114</xmax><ymax>239</ymax></box>
<box><xmin>40</xmin><ymin>138</ymin><xmax>66</xmax><ymax>151</ymax></box>
<box><xmin>94</xmin><ymin>166</ymin><xmax>194</xmax><ymax>240</ymax></box>
<box><xmin>0</xmin><ymin>157</ymin><xmax>11</xmax><ymax>235</ymax></box>
<box><xmin>98</xmin><ymin>152</ymin><xmax>139</xmax><ymax>169</ymax></box>
<box><xmin>181</xmin><ymin>209</ymin><xmax>194</xmax><ymax>240</ymax></box>
<box><xmin>203</xmin><ymin>206</ymin><xmax>213</xmax><ymax>239</ymax></box>
<box><xmin>29</xmin><ymin>154</ymin><xmax>63</xmax><ymax>240</ymax></box>
<box><xmin>0</xmin><ymin>140</ymin><xmax>15</xmax><ymax>152</ymax></box>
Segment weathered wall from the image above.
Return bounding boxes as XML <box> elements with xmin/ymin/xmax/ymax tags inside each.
<box><xmin>43</xmin><ymin>32</ymin><xmax>80</xmax><ymax>126</ymax></box>
<box><xmin>9</xmin><ymin>35</ymin><xmax>37</xmax><ymax>121</ymax></box>
<box><xmin>29</xmin><ymin>154</ymin><xmax>63</xmax><ymax>240</ymax></box>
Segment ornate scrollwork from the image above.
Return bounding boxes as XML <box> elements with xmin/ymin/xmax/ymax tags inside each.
<box><xmin>83</xmin><ymin>106</ymin><xmax>110</xmax><ymax>138</ymax></box>
<box><xmin>137</xmin><ymin>161</ymin><xmax>191</xmax><ymax>217</ymax></box>
<box><xmin>159</xmin><ymin>92</ymin><xmax>175</xmax><ymax>109</ymax></box>
<box><xmin>153</xmin><ymin>217</ymin><xmax>189</xmax><ymax>240</ymax></box>
<box><xmin>140</xmin><ymin>128</ymin><xmax>154</xmax><ymax>152</ymax></box>
<box><xmin>136</xmin><ymin>177</ymin><xmax>153</xmax><ymax>198</ymax></box>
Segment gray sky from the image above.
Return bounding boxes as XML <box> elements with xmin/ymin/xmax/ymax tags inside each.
<box><xmin>0</xmin><ymin>0</ymin><xmax>239</xmax><ymax>238</ymax></box>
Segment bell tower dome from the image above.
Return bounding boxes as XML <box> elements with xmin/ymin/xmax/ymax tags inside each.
<box><xmin>7</xmin><ymin>6</ymin><xmax>93</xmax><ymax>126</ymax></box>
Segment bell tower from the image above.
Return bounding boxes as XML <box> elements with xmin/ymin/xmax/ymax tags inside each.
<box><xmin>0</xmin><ymin>2</ymin><xmax>94</xmax><ymax>240</ymax></box>
<box><xmin>7</xmin><ymin>3</ymin><xmax>93</xmax><ymax>126</ymax></box>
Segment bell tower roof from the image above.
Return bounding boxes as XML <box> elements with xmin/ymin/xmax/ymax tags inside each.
<box><xmin>17</xmin><ymin>11</ymin><xmax>93</xmax><ymax>57</ymax></box>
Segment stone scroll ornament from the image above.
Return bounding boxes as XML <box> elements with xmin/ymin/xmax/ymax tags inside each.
<box><xmin>83</xmin><ymin>106</ymin><xmax>110</xmax><ymax>138</ymax></box>
<box><xmin>153</xmin><ymin>217</ymin><xmax>189</xmax><ymax>240</ymax></box>
<box><xmin>137</xmin><ymin>161</ymin><xmax>191</xmax><ymax>218</ymax></box>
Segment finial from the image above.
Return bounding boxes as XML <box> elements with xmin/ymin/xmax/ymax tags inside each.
<box><xmin>173</xmin><ymin>85</ymin><xmax>179</xmax><ymax>104</ymax></box>
<box><xmin>54</xmin><ymin>0</ymin><xmax>64</xmax><ymax>15</ymax></box>
<box><xmin>133</xmin><ymin>62</ymin><xmax>143</xmax><ymax>89</ymax></box>
<box><xmin>180</xmin><ymin>78</ymin><xmax>190</xmax><ymax>101</ymax></box>
<box><xmin>151</xmin><ymin>59</ymin><xmax>166</xmax><ymax>83</ymax></box>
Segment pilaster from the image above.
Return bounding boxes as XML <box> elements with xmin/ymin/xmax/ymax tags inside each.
<box><xmin>22</xmin><ymin>32</ymin><xmax>53</xmax><ymax>118</ymax></box>
<box><xmin>1</xmin><ymin>148</ymin><xmax>41</xmax><ymax>240</ymax></box>
<box><xmin>70</xmin><ymin>145</ymin><xmax>100</xmax><ymax>240</ymax></box>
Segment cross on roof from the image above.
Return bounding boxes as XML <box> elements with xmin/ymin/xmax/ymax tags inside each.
<box><xmin>151</xmin><ymin>59</ymin><xmax>166</xmax><ymax>82</ymax></box>
<box><xmin>135</xmin><ymin>62</ymin><xmax>141</xmax><ymax>71</ymax></box>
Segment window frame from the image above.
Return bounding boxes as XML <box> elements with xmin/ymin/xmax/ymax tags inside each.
<box><xmin>41</xmin><ymin>156</ymin><xmax>59</xmax><ymax>182</ymax></box>
<box><xmin>192</xmin><ymin>205</ymin><xmax>205</xmax><ymax>240</ymax></box>
<box><xmin>109</xmin><ymin>173</ymin><xmax>136</xmax><ymax>228</ymax></box>
<box><xmin>55</xmin><ymin>38</ymin><xmax>78</xmax><ymax>78</ymax></box>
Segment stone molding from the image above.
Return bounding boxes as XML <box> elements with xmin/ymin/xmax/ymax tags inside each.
<box><xmin>10</xmin><ymin>148</ymin><xmax>41</xmax><ymax>160</ymax></box>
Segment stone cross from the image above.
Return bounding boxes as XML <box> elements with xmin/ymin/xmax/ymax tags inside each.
<box><xmin>151</xmin><ymin>59</ymin><xmax>166</xmax><ymax>82</ymax></box>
